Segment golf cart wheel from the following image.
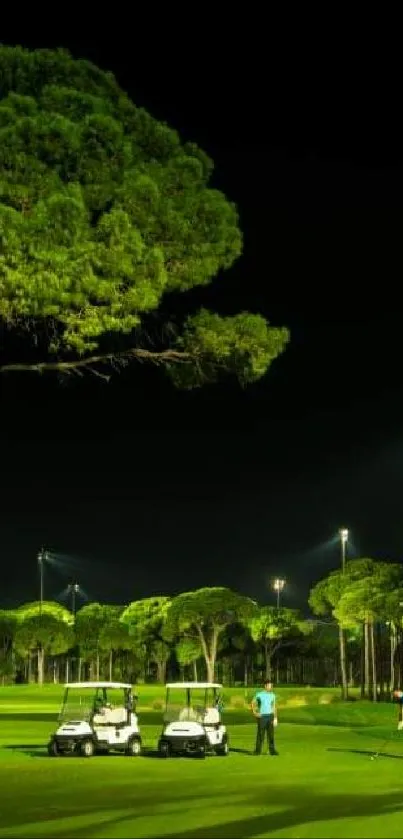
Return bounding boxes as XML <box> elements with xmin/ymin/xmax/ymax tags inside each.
<box><xmin>126</xmin><ymin>737</ymin><xmax>141</xmax><ymax>756</ymax></box>
<box><xmin>80</xmin><ymin>738</ymin><xmax>95</xmax><ymax>758</ymax></box>
<box><xmin>197</xmin><ymin>744</ymin><xmax>206</xmax><ymax>759</ymax></box>
<box><xmin>216</xmin><ymin>736</ymin><xmax>229</xmax><ymax>756</ymax></box>
<box><xmin>159</xmin><ymin>740</ymin><xmax>171</xmax><ymax>758</ymax></box>
<box><xmin>47</xmin><ymin>740</ymin><xmax>60</xmax><ymax>757</ymax></box>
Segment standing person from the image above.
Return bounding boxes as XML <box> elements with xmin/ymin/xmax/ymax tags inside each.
<box><xmin>251</xmin><ymin>680</ymin><xmax>279</xmax><ymax>755</ymax></box>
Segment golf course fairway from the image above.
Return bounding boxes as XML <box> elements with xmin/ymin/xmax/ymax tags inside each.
<box><xmin>1</xmin><ymin>686</ymin><xmax>403</xmax><ymax>838</ymax></box>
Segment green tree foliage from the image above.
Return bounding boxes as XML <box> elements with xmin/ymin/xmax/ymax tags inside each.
<box><xmin>16</xmin><ymin>601</ymin><xmax>73</xmax><ymax>624</ymax></box>
<box><xmin>120</xmin><ymin>597</ymin><xmax>171</xmax><ymax>682</ymax></box>
<box><xmin>175</xmin><ymin>638</ymin><xmax>203</xmax><ymax>680</ymax></box>
<box><xmin>309</xmin><ymin>565</ymin><xmax>361</xmax><ymax>700</ymax></box>
<box><xmin>14</xmin><ymin>612</ymin><xmax>74</xmax><ymax>684</ymax></box>
<box><xmin>248</xmin><ymin>606</ymin><xmax>309</xmax><ymax>680</ymax></box>
<box><xmin>97</xmin><ymin>605</ymin><xmax>139</xmax><ymax>681</ymax></box>
<box><xmin>0</xmin><ymin>46</ymin><xmax>289</xmax><ymax>385</ymax></box>
<box><xmin>334</xmin><ymin>563</ymin><xmax>402</xmax><ymax>630</ymax></box>
<box><xmin>0</xmin><ymin>609</ymin><xmax>17</xmax><ymax>652</ymax></box>
<box><xmin>309</xmin><ymin>559</ymin><xmax>403</xmax><ymax>701</ymax></box>
<box><xmin>0</xmin><ymin>610</ymin><xmax>18</xmax><ymax>681</ymax></box>
<box><xmin>74</xmin><ymin>603</ymin><xmax>108</xmax><ymax>680</ymax></box>
<box><xmin>164</xmin><ymin>587</ymin><xmax>257</xmax><ymax>682</ymax></box>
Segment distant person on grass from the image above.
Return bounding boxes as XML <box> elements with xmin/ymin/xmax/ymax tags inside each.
<box><xmin>251</xmin><ymin>680</ymin><xmax>279</xmax><ymax>756</ymax></box>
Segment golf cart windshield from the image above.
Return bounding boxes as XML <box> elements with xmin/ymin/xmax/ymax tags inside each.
<box><xmin>164</xmin><ymin>686</ymin><xmax>219</xmax><ymax>723</ymax></box>
<box><xmin>59</xmin><ymin>683</ymin><xmax>135</xmax><ymax>723</ymax></box>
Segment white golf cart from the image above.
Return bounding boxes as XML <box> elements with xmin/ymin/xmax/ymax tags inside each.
<box><xmin>47</xmin><ymin>682</ymin><xmax>141</xmax><ymax>757</ymax></box>
<box><xmin>158</xmin><ymin>682</ymin><xmax>228</xmax><ymax>758</ymax></box>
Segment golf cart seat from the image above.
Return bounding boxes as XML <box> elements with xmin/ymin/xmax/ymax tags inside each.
<box><xmin>179</xmin><ymin>707</ymin><xmax>200</xmax><ymax>722</ymax></box>
<box><xmin>107</xmin><ymin>707</ymin><xmax>127</xmax><ymax>725</ymax></box>
<box><xmin>93</xmin><ymin>707</ymin><xmax>127</xmax><ymax>726</ymax></box>
<box><xmin>203</xmin><ymin>707</ymin><xmax>220</xmax><ymax>725</ymax></box>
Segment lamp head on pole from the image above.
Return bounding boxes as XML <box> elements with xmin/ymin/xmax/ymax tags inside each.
<box><xmin>339</xmin><ymin>528</ymin><xmax>349</xmax><ymax>545</ymax></box>
<box><xmin>38</xmin><ymin>548</ymin><xmax>50</xmax><ymax>564</ymax></box>
<box><xmin>273</xmin><ymin>578</ymin><xmax>286</xmax><ymax>593</ymax></box>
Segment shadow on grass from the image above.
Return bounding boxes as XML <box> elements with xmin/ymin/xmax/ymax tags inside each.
<box><xmin>327</xmin><ymin>746</ymin><xmax>403</xmax><ymax>760</ymax></box>
<box><xmin>0</xmin><ymin>713</ymin><xmax>56</xmax><ymax>722</ymax></box>
<box><xmin>24</xmin><ymin>786</ymin><xmax>403</xmax><ymax>839</ymax></box>
<box><xmin>4</xmin><ymin>744</ymin><xmax>158</xmax><ymax>759</ymax></box>
<box><xmin>4</xmin><ymin>744</ymin><xmax>238</xmax><ymax>759</ymax></box>
<box><xmin>4</xmin><ymin>743</ymin><xmax>43</xmax><ymax>751</ymax></box>
<box><xmin>143</xmin><ymin>788</ymin><xmax>403</xmax><ymax>839</ymax></box>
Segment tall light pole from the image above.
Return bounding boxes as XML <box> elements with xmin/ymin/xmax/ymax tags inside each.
<box><xmin>339</xmin><ymin>528</ymin><xmax>349</xmax><ymax>573</ymax></box>
<box><xmin>273</xmin><ymin>578</ymin><xmax>286</xmax><ymax>609</ymax></box>
<box><xmin>37</xmin><ymin>547</ymin><xmax>49</xmax><ymax>687</ymax></box>
<box><xmin>338</xmin><ymin>528</ymin><xmax>349</xmax><ymax>701</ymax></box>
<box><xmin>37</xmin><ymin>548</ymin><xmax>49</xmax><ymax>613</ymax></box>
<box><xmin>67</xmin><ymin>583</ymin><xmax>80</xmax><ymax>617</ymax></box>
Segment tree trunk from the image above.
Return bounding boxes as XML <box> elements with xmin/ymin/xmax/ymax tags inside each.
<box><xmin>109</xmin><ymin>650</ymin><xmax>113</xmax><ymax>682</ymax></box>
<box><xmin>78</xmin><ymin>657</ymin><xmax>82</xmax><ymax>682</ymax></box>
<box><xmin>157</xmin><ymin>659</ymin><xmax>167</xmax><ymax>684</ymax></box>
<box><xmin>196</xmin><ymin>624</ymin><xmax>218</xmax><ymax>684</ymax></box>
<box><xmin>360</xmin><ymin>628</ymin><xmax>365</xmax><ymax>698</ymax></box>
<box><xmin>264</xmin><ymin>642</ymin><xmax>272</xmax><ymax>680</ymax></box>
<box><xmin>65</xmin><ymin>657</ymin><xmax>70</xmax><ymax>683</ymax></box>
<box><xmin>37</xmin><ymin>647</ymin><xmax>44</xmax><ymax>686</ymax></box>
<box><xmin>364</xmin><ymin>620</ymin><xmax>370</xmax><ymax>698</ymax></box>
<box><xmin>390</xmin><ymin>623</ymin><xmax>397</xmax><ymax>693</ymax></box>
<box><xmin>96</xmin><ymin>651</ymin><xmax>100</xmax><ymax>681</ymax></box>
<box><xmin>370</xmin><ymin>621</ymin><xmax>377</xmax><ymax>702</ymax></box>
<box><xmin>339</xmin><ymin>625</ymin><xmax>348</xmax><ymax>700</ymax></box>
<box><xmin>204</xmin><ymin>657</ymin><xmax>214</xmax><ymax>683</ymax></box>
<box><xmin>377</xmin><ymin>624</ymin><xmax>385</xmax><ymax>700</ymax></box>
<box><xmin>193</xmin><ymin>660</ymin><xmax>198</xmax><ymax>682</ymax></box>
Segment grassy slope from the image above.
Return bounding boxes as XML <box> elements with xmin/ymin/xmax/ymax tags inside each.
<box><xmin>1</xmin><ymin>686</ymin><xmax>403</xmax><ymax>838</ymax></box>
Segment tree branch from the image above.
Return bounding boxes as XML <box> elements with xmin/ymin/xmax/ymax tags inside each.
<box><xmin>0</xmin><ymin>347</ymin><xmax>193</xmax><ymax>376</ymax></box>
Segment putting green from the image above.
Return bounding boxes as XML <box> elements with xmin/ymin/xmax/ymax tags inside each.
<box><xmin>1</xmin><ymin>688</ymin><xmax>403</xmax><ymax>837</ymax></box>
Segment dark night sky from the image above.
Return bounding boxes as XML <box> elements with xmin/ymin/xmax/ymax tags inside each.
<box><xmin>1</xmin><ymin>33</ymin><xmax>403</xmax><ymax>611</ymax></box>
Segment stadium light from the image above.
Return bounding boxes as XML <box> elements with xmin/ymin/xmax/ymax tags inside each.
<box><xmin>339</xmin><ymin>528</ymin><xmax>349</xmax><ymax>572</ymax></box>
<box><xmin>272</xmin><ymin>578</ymin><xmax>286</xmax><ymax>609</ymax></box>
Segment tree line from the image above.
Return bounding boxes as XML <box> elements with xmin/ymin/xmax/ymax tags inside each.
<box><xmin>1</xmin><ymin>559</ymin><xmax>403</xmax><ymax>699</ymax></box>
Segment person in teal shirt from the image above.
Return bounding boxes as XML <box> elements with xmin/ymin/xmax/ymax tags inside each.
<box><xmin>251</xmin><ymin>681</ymin><xmax>279</xmax><ymax>755</ymax></box>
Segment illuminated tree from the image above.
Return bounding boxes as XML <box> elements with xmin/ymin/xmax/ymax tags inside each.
<box><xmin>0</xmin><ymin>610</ymin><xmax>18</xmax><ymax>683</ymax></box>
<box><xmin>14</xmin><ymin>612</ymin><xmax>73</xmax><ymax>685</ymax></box>
<box><xmin>309</xmin><ymin>559</ymin><xmax>403</xmax><ymax>700</ymax></box>
<box><xmin>164</xmin><ymin>587</ymin><xmax>257</xmax><ymax>682</ymax></box>
<box><xmin>74</xmin><ymin>602</ymin><xmax>107</xmax><ymax>680</ymax></box>
<box><xmin>175</xmin><ymin>638</ymin><xmax>203</xmax><ymax>681</ymax></box>
<box><xmin>248</xmin><ymin>606</ymin><xmax>309</xmax><ymax>680</ymax></box>
<box><xmin>0</xmin><ymin>46</ymin><xmax>289</xmax><ymax>385</ymax></box>
<box><xmin>121</xmin><ymin>597</ymin><xmax>171</xmax><ymax>682</ymax></box>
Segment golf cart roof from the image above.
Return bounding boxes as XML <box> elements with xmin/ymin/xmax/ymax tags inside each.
<box><xmin>64</xmin><ymin>682</ymin><xmax>133</xmax><ymax>690</ymax></box>
<box><xmin>166</xmin><ymin>682</ymin><xmax>222</xmax><ymax>690</ymax></box>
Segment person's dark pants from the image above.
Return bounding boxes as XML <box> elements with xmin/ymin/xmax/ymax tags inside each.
<box><xmin>255</xmin><ymin>714</ymin><xmax>276</xmax><ymax>754</ymax></box>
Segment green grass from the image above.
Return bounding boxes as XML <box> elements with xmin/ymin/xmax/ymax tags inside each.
<box><xmin>1</xmin><ymin>686</ymin><xmax>403</xmax><ymax>837</ymax></box>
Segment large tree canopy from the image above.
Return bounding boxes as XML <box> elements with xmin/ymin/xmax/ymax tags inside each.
<box><xmin>0</xmin><ymin>46</ymin><xmax>289</xmax><ymax>385</ymax></box>
<box><xmin>164</xmin><ymin>586</ymin><xmax>257</xmax><ymax>681</ymax></box>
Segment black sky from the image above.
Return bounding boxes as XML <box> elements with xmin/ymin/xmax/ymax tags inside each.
<box><xmin>1</xmin><ymin>34</ymin><xmax>403</xmax><ymax>611</ymax></box>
